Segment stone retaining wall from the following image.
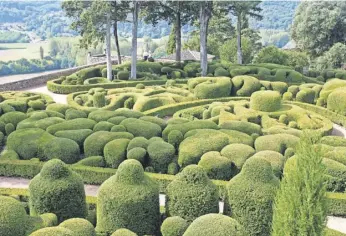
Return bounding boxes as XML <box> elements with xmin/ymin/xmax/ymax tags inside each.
<box><xmin>0</xmin><ymin>60</ymin><xmax>117</xmax><ymax>91</ymax></box>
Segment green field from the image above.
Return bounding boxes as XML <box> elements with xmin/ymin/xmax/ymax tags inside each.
<box><xmin>0</xmin><ymin>41</ymin><xmax>49</xmax><ymax>62</ymax></box>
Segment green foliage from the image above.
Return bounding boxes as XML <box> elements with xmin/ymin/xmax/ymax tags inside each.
<box><xmin>147</xmin><ymin>141</ymin><xmax>175</xmax><ymax>173</ymax></box>
<box><xmin>166</xmin><ymin>165</ymin><xmax>219</xmax><ymax>221</ymax></box>
<box><xmin>5</xmin><ymin>123</ymin><xmax>15</xmax><ymax>136</ymax></box>
<box><xmin>226</xmin><ymin>158</ymin><xmax>279</xmax><ymax>236</ymax></box>
<box><xmin>43</xmin><ymin>137</ymin><xmax>80</xmax><ymax>164</ymax></box>
<box><xmin>231</xmin><ymin>76</ymin><xmax>261</xmax><ymax>96</ymax></box>
<box><xmin>84</xmin><ymin>131</ymin><xmax>133</xmax><ymax>157</ymax></box>
<box><xmin>111</xmin><ymin>228</ymin><xmax>138</xmax><ymax>236</ymax></box>
<box><xmin>54</xmin><ymin>129</ymin><xmax>93</xmax><ymax>149</ymax></box>
<box><xmin>189</xmin><ymin>77</ymin><xmax>232</xmax><ymax>99</ymax></box>
<box><xmin>183</xmin><ymin>213</ymin><xmax>245</xmax><ymax>236</ymax></box>
<box><xmin>127</xmin><ymin>137</ymin><xmax>149</xmax><ymax>151</ymax></box>
<box><xmin>0</xmin><ymin>196</ymin><xmax>28</xmax><ymax>236</ymax></box>
<box><xmin>29</xmin><ymin>159</ymin><xmax>87</xmax><ymax>223</ymax></box>
<box><xmin>250</xmin><ymin>90</ymin><xmax>282</xmax><ymax>112</ymax></box>
<box><xmin>75</xmin><ymin>156</ymin><xmax>105</xmax><ymax>167</ymax></box>
<box><xmin>160</xmin><ymin>216</ymin><xmax>188</xmax><ymax>236</ymax></box>
<box><xmin>167</xmin><ymin>130</ymin><xmax>183</xmax><ymax>148</ymax></box>
<box><xmin>178</xmin><ymin>129</ymin><xmax>229</xmax><ymax>167</ymax></box>
<box><xmin>96</xmin><ymin>159</ymin><xmax>160</xmax><ymax>235</ymax></box>
<box><xmin>220</xmin><ymin>143</ymin><xmax>256</xmax><ymax>172</ymax></box>
<box><xmin>29</xmin><ymin>226</ymin><xmax>74</xmax><ymax>236</ymax></box>
<box><xmin>198</xmin><ymin>151</ymin><xmax>233</xmax><ymax>180</ymax></box>
<box><xmin>120</xmin><ymin>118</ymin><xmax>162</xmax><ymax>139</ymax></box>
<box><xmin>65</xmin><ymin>109</ymin><xmax>87</xmax><ymax>120</ymax></box>
<box><xmin>93</xmin><ymin>92</ymin><xmax>106</xmax><ymax>108</ymax></box>
<box><xmin>255</xmin><ymin>133</ymin><xmax>299</xmax><ymax>154</ymax></box>
<box><xmin>251</xmin><ymin>150</ymin><xmax>285</xmax><ymax>178</ymax></box>
<box><xmin>219</xmin><ymin>120</ymin><xmax>262</xmax><ymax>135</ymax></box>
<box><xmin>59</xmin><ymin>218</ymin><xmax>96</xmax><ymax>236</ymax></box>
<box><xmin>296</xmin><ymin>88</ymin><xmax>315</xmax><ymax>104</ymax></box>
<box><xmin>47</xmin><ymin>118</ymin><xmax>96</xmax><ymax>134</ymax></box>
<box><xmin>117</xmin><ymin>71</ymin><xmax>130</xmax><ymax>80</ymax></box>
<box><xmin>127</xmin><ymin>147</ymin><xmax>146</xmax><ymax>164</ymax></box>
<box><xmin>272</xmin><ymin>132</ymin><xmax>327</xmax><ymax>236</ymax></box>
<box><xmin>219</xmin><ymin>37</ymin><xmax>254</xmax><ymax>63</ymax></box>
<box><xmin>104</xmin><ymin>139</ymin><xmax>130</xmax><ymax>168</ymax></box>
<box><xmin>253</xmin><ymin>46</ymin><xmax>288</xmax><ymax>65</ymax></box>
<box><xmin>46</xmin><ymin>104</ymin><xmax>70</xmax><ymax>115</ymax></box>
<box><xmin>327</xmin><ymin>89</ymin><xmax>346</xmax><ymax>115</ymax></box>
<box><xmin>321</xmin><ymin>136</ymin><xmax>346</xmax><ymax>147</ymax></box>
<box><xmin>93</xmin><ymin>121</ymin><xmax>114</xmax><ymax>132</ymax></box>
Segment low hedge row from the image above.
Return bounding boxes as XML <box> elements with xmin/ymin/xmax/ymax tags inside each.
<box><xmin>289</xmin><ymin>101</ymin><xmax>346</xmax><ymax>127</ymax></box>
<box><xmin>143</xmin><ymin>97</ymin><xmax>250</xmax><ymax>117</ymax></box>
<box><xmin>47</xmin><ymin>78</ymin><xmax>188</xmax><ymax>94</ymax></box>
<box><xmin>0</xmin><ymin>184</ymin><xmax>345</xmax><ymax>217</ymax></box>
<box><xmin>0</xmin><ymin>159</ymin><xmax>227</xmax><ymax>196</ymax></box>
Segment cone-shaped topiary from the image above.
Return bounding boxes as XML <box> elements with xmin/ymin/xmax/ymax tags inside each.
<box><xmin>29</xmin><ymin>159</ymin><xmax>87</xmax><ymax>223</ymax></box>
<box><xmin>96</xmin><ymin>159</ymin><xmax>160</xmax><ymax>235</ymax></box>
<box><xmin>0</xmin><ymin>196</ymin><xmax>29</xmax><ymax>236</ymax></box>
<box><xmin>166</xmin><ymin>165</ymin><xmax>219</xmax><ymax>222</ymax></box>
<box><xmin>225</xmin><ymin>158</ymin><xmax>279</xmax><ymax>236</ymax></box>
<box><xmin>183</xmin><ymin>213</ymin><xmax>245</xmax><ymax>236</ymax></box>
<box><xmin>161</xmin><ymin>216</ymin><xmax>189</xmax><ymax>236</ymax></box>
<box><xmin>59</xmin><ymin>218</ymin><xmax>96</xmax><ymax>236</ymax></box>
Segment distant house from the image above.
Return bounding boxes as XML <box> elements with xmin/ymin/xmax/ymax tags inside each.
<box><xmin>160</xmin><ymin>50</ymin><xmax>215</xmax><ymax>62</ymax></box>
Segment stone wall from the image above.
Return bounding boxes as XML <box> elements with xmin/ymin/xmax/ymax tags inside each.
<box><xmin>0</xmin><ymin>61</ymin><xmax>116</xmax><ymax>91</ymax></box>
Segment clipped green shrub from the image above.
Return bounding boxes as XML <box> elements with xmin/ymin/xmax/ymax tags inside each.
<box><xmin>29</xmin><ymin>159</ymin><xmax>87</xmax><ymax>223</ymax></box>
<box><xmin>166</xmin><ymin>165</ymin><xmax>219</xmax><ymax>222</ymax></box>
<box><xmin>117</xmin><ymin>71</ymin><xmax>130</xmax><ymax>80</ymax></box>
<box><xmin>178</xmin><ymin>129</ymin><xmax>229</xmax><ymax>167</ymax></box>
<box><xmin>127</xmin><ymin>147</ymin><xmax>146</xmax><ymax>164</ymax></box>
<box><xmin>226</xmin><ymin>158</ymin><xmax>279</xmax><ymax>236</ymax></box>
<box><xmin>30</xmin><ymin>227</ymin><xmax>73</xmax><ymax>236</ymax></box>
<box><xmin>65</xmin><ymin>109</ymin><xmax>87</xmax><ymax>120</ymax></box>
<box><xmin>250</xmin><ymin>90</ymin><xmax>282</xmax><ymax>112</ymax></box>
<box><xmin>0</xmin><ymin>111</ymin><xmax>27</xmax><ymax>127</ymax></box>
<box><xmin>139</xmin><ymin>116</ymin><xmax>166</xmax><ymax>129</ymax></box>
<box><xmin>221</xmin><ymin>143</ymin><xmax>256</xmax><ymax>171</ymax></box>
<box><xmin>96</xmin><ymin>159</ymin><xmax>160</xmax><ymax>235</ymax></box>
<box><xmin>296</xmin><ymin>88</ymin><xmax>315</xmax><ymax>104</ymax></box>
<box><xmin>147</xmin><ymin>141</ymin><xmax>175</xmax><ymax>173</ymax></box>
<box><xmin>163</xmin><ymin>120</ymin><xmax>218</xmax><ymax>140</ymax></box>
<box><xmin>84</xmin><ymin>131</ymin><xmax>133</xmax><ymax>157</ymax></box>
<box><xmin>127</xmin><ymin>137</ymin><xmax>149</xmax><ymax>151</ymax></box>
<box><xmin>183</xmin><ymin>214</ymin><xmax>245</xmax><ymax>236</ymax></box>
<box><xmin>47</xmin><ymin>118</ymin><xmax>96</xmax><ymax>134</ymax></box>
<box><xmin>55</xmin><ymin>129</ymin><xmax>93</xmax><ymax>149</ymax></box>
<box><xmin>111</xmin><ymin>125</ymin><xmax>126</xmax><ymax>132</ymax></box>
<box><xmin>93</xmin><ymin>121</ymin><xmax>114</xmax><ymax>132</ymax></box>
<box><xmin>5</xmin><ymin>123</ymin><xmax>15</xmax><ymax>135</ymax></box>
<box><xmin>327</xmin><ymin>89</ymin><xmax>346</xmax><ymax>115</ymax></box>
<box><xmin>43</xmin><ymin>138</ymin><xmax>80</xmax><ymax>164</ymax></box>
<box><xmin>28</xmin><ymin>100</ymin><xmax>45</xmax><ymax>110</ymax></box>
<box><xmin>321</xmin><ymin>136</ymin><xmax>346</xmax><ymax>147</ymax></box>
<box><xmin>120</xmin><ymin>118</ymin><xmax>162</xmax><ymax>139</ymax></box>
<box><xmin>75</xmin><ymin>156</ymin><xmax>105</xmax><ymax>167</ymax></box>
<box><xmin>190</xmin><ymin>77</ymin><xmax>231</xmax><ymax>99</ymax></box>
<box><xmin>160</xmin><ymin>216</ymin><xmax>188</xmax><ymax>236</ymax></box>
<box><xmin>104</xmin><ymin>139</ymin><xmax>130</xmax><ymax>168</ymax></box>
<box><xmin>198</xmin><ymin>151</ymin><xmax>233</xmax><ymax>180</ymax></box>
<box><xmin>271</xmin><ymin>81</ymin><xmax>288</xmax><ymax>94</ymax></box>
<box><xmin>255</xmin><ymin>133</ymin><xmax>299</xmax><ymax>154</ymax></box>
<box><xmin>111</xmin><ymin>228</ymin><xmax>137</xmax><ymax>236</ymax></box>
<box><xmin>93</xmin><ymin>92</ymin><xmax>106</xmax><ymax>108</ymax></box>
<box><xmin>76</xmin><ymin>67</ymin><xmax>102</xmax><ymax>80</ymax></box>
<box><xmin>219</xmin><ymin>120</ymin><xmax>262</xmax><ymax>135</ymax></box>
<box><xmin>251</xmin><ymin>150</ymin><xmax>285</xmax><ymax>178</ymax></box>
<box><xmin>0</xmin><ymin>196</ymin><xmax>28</xmax><ymax>236</ymax></box>
<box><xmin>59</xmin><ymin>218</ymin><xmax>96</xmax><ymax>236</ymax></box>
<box><xmin>214</xmin><ymin>67</ymin><xmax>230</xmax><ymax>77</ymax></box>
<box><xmin>46</xmin><ymin>104</ymin><xmax>70</xmax><ymax>115</ymax></box>
<box><xmin>136</xmin><ymin>83</ymin><xmax>145</xmax><ymax>89</ymax></box>
<box><xmin>168</xmin><ymin>130</ymin><xmax>184</xmax><ymax>148</ymax></box>
<box><xmin>231</xmin><ymin>75</ymin><xmax>261</xmax><ymax>96</ymax></box>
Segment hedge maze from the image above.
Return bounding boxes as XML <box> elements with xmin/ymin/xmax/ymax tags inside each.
<box><xmin>1</xmin><ymin>61</ymin><xmax>346</xmax><ymax>235</ymax></box>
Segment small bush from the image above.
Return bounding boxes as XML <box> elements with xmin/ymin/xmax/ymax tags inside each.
<box><xmin>166</xmin><ymin>165</ymin><xmax>219</xmax><ymax>222</ymax></box>
<box><xmin>104</xmin><ymin>139</ymin><xmax>130</xmax><ymax>168</ymax></box>
<box><xmin>147</xmin><ymin>141</ymin><xmax>175</xmax><ymax>173</ymax></box>
<box><xmin>127</xmin><ymin>137</ymin><xmax>149</xmax><ymax>151</ymax></box>
<box><xmin>250</xmin><ymin>90</ymin><xmax>282</xmax><ymax>112</ymax></box>
<box><xmin>219</xmin><ymin>120</ymin><xmax>262</xmax><ymax>135</ymax></box>
<box><xmin>30</xmin><ymin>226</ymin><xmax>74</xmax><ymax>236</ymax></box>
<box><xmin>117</xmin><ymin>71</ymin><xmax>130</xmax><ymax>80</ymax></box>
<box><xmin>168</xmin><ymin>130</ymin><xmax>184</xmax><ymax>149</ymax></box>
<box><xmin>42</xmin><ymin>137</ymin><xmax>80</xmax><ymax>164</ymax></box>
<box><xmin>93</xmin><ymin>92</ymin><xmax>106</xmax><ymax>108</ymax></box>
<box><xmin>46</xmin><ymin>104</ymin><xmax>70</xmax><ymax>115</ymax></box>
<box><xmin>160</xmin><ymin>216</ymin><xmax>189</xmax><ymax>236</ymax></box>
<box><xmin>327</xmin><ymin>89</ymin><xmax>346</xmax><ymax>115</ymax></box>
<box><xmin>127</xmin><ymin>147</ymin><xmax>147</xmax><ymax>164</ymax></box>
<box><xmin>75</xmin><ymin>156</ymin><xmax>105</xmax><ymax>167</ymax></box>
<box><xmin>220</xmin><ymin>143</ymin><xmax>256</xmax><ymax>172</ymax></box>
<box><xmin>93</xmin><ymin>121</ymin><xmax>114</xmax><ymax>132</ymax></box>
<box><xmin>47</xmin><ymin>118</ymin><xmax>96</xmax><ymax>135</ymax></box>
<box><xmin>55</xmin><ymin>129</ymin><xmax>93</xmax><ymax>149</ymax></box>
<box><xmin>65</xmin><ymin>109</ymin><xmax>87</xmax><ymax>120</ymax></box>
<box><xmin>183</xmin><ymin>214</ymin><xmax>245</xmax><ymax>236</ymax></box>
<box><xmin>120</xmin><ymin>118</ymin><xmax>162</xmax><ymax>139</ymax></box>
<box><xmin>296</xmin><ymin>88</ymin><xmax>315</xmax><ymax>104</ymax></box>
<box><xmin>111</xmin><ymin>228</ymin><xmax>137</xmax><ymax>236</ymax></box>
<box><xmin>5</xmin><ymin>123</ymin><xmax>15</xmax><ymax>135</ymax></box>
<box><xmin>96</xmin><ymin>160</ymin><xmax>160</xmax><ymax>235</ymax></box>
<box><xmin>231</xmin><ymin>75</ymin><xmax>261</xmax><ymax>96</ymax></box>
<box><xmin>29</xmin><ymin>159</ymin><xmax>87</xmax><ymax>223</ymax></box>
<box><xmin>198</xmin><ymin>151</ymin><xmax>233</xmax><ymax>180</ymax></box>
<box><xmin>59</xmin><ymin>218</ymin><xmax>96</xmax><ymax>236</ymax></box>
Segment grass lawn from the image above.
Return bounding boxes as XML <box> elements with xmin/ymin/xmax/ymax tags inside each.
<box><xmin>0</xmin><ymin>41</ymin><xmax>49</xmax><ymax>62</ymax></box>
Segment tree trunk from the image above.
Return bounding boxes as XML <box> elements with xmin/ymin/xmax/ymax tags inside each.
<box><xmin>199</xmin><ymin>2</ymin><xmax>211</xmax><ymax>76</ymax></box>
<box><xmin>113</xmin><ymin>21</ymin><xmax>122</xmax><ymax>65</ymax></box>
<box><xmin>236</xmin><ymin>14</ymin><xmax>243</xmax><ymax>65</ymax></box>
<box><xmin>131</xmin><ymin>0</ymin><xmax>139</xmax><ymax>80</ymax></box>
<box><xmin>106</xmin><ymin>12</ymin><xmax>112</xmax><ymax>80</ymax></box>
<box><xmin>175</xmin><ymin>3</ymin><xmax>181</xmax><ymax>62</ymax></box>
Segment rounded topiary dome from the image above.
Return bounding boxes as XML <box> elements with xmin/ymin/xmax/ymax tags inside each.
<box><xmin>183</xmin><ymin>214</ymin><xmax>245</xmax><ymax>236</ymax></box>
<box><xmin>29</xmin><ymin>226</ymin><xmax>73</xmax><ymax>236</ymax></box>
<box><xmin>111</xmin><ymin>228</ymin><xmax>137</xmax><ymax>236</ymax></box>
<box><xmin>29</xmin><ymin>159</ymin><xmax>87</xmax><ymax>223</ymax></box>
<box><xmin>96</xmin><ymin>159</ymin><xmax>160</xmax><ymax>235</ymax></box>
<box><xmin>166</xmin><ymin>165</ymin><xmax>219</xmax><ymax>222</ymax></box>
<box><xmin>226</xmin><ymin>158</ymin><xmax>279</xmax><ymax>236</ymax></box>
<box><xmin>327</xmin><ymin>89</ymin><xmax>346</xmax><ymax>115</ymax></box>
<box><xmin>161</xmin><ymin>216</ymin><xmax>189</xmax><ymax>236</ymax></box>
<box><xmin>59</xmin><ymin>218</ymin><xmax>96</xmax><ymax>236</ymax></box>
<box><xmin>0</xmin><ymin>196</ymin><xmax>28</xmax><ymax>236</ymax></box>
<box><xmin>250</xmin><ymin>90</ymin><xmax>282</xmax><ymax>112</ymax></box>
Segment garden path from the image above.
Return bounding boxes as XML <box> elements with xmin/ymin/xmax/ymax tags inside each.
<box><xmin>0</xmin><ymin>176</ymin><xmax>345</xmax><ymax>233</ymax></box>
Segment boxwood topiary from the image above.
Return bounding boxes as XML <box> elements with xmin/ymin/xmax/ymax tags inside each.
<box><xmin>225</xmin><ymin>158</ymin><xmax>279</xmax><ymax>236</ymax></box>
<box><xmin>46</xmin><ymin>118</ymin><xmax>96</xmax><ymax>135</ymax></box>
<box><xmin>220</xmin><ymin>143</ymin><xmax>256</xmax><ymax>172</ymax></box>
<box><xmin>192</xmin><ymin>77</ymin><xmax>232</xmax><ymax>99</ymax></box>
<box><xmin>104</xmin><ymin>139</ymin><xmax>130</xmax><ymax>168</ymax></box>
<box><xmin>250</xmin><ymin>90</ymin><xmax>282</xmax><ymax>112</ymax></box>
<box><xmin>96</xmin><ymin>159</ymin><xmax>160</xmax><ymax>235</ymax></box>
<box><xmin>327</xmin><ymin>89</ymin><xmax>346</xmax><ymax>115</ymax></box>
<box><xmin>29</xmin><ymin>159</ymin><xmax>87</xmax><ymax>223</ymax></box>
<box><xmin>93</xmin><ymin>121</ymin><xmax>114</xmax><ymax>132</ymax></box>
<box><xmin>127</xmin><ymin>137</ymin><xmax>149</xmax><ymax>151</ymax></box>
<box><xmin>250</xmin><ymin>150</ymin><xmax>285</xmax><ymax>178</ymax></box>
<box><xmin>231</xmin><ymin>75</ymin><xmax>261</xmax><ymax>96</ymax></box>
<box><xmin>183</xmin><ymin>213</ymin><xmax>245</xmax><ymax>236</ymax></box>
<box><xmin>147</xmin><ymin>140</ymin><xmax>175</xmax><ymax>173</ymax></box>
<box><xmin>0</xmin><ymin>196</ymin><xmax>29</xmax><ymax>236</ymax></box>
<box><xmin>0</xmin><ymin>111</ymin><xmax>28</xmax><ymax>127</ymax></box>
<box><xmin>93</xmin><ymin>92</ymin><xmax>106</xmax><ymax>108</ymax></box>
<box><xmin>168</xmin><ymin>130</ymin><xmax>184</xmax><ymax>149</ymax></box>
<box><xmin>254</xmin><ymin>133</ymin><xmax>299</xmax><ymax>154</ymax></box>
<box><xmin>75</xmin><ymin>156</ymin><xmax>105</xmax><ymax>167</ymax></box>
<box><xmin>5</xmin><ymin>123</ymin><xmax>15</xmax><ymax>136</ymax></box>
<box><xmin>43</xmin><ymin>137</ymin><xmax>80</xmax><ymax>164</ymax></box>
<box><xmin>111</xmin><ymin>228</ymin><xmax>138</xmax><ymax>236</ymax></box>
<box><xmin>127</xmin><ymin>147</ymin><xmax>147</xmax><ymax>164</ymax></box>
<box><xmin>46</xmin><ymin>104</ymin><xmax>70</xmax><ymax>115</ymax></box>
<box><xmin>59</xmin><ymin>218</ymin><xmax>96</xmax><ymax>236</ymax></box>
<box><xmin>219</xmin><ymin>120</ymin><xmax>262</xmax><ymax>136</ymax></box>
<box><xmin>178</xmin><ymin>129</ymin><xmax>229</xmax><ymax>167</ymax></box>
<box><xmin>54</xmin><ymin>129</ymin><xmax>93</xmax><ymax>149</ymax></box>
<box><xmin>120</xmin><ymin>118</ymin><xmax>162</xmax><ymax>139</ymax></box>
<box><xmin>65</xmin><ymin>109</ymin><xmax>87</xmax><ymax>120</ymax></box>
<box><xmin>321</xmin><ymin>136</ymin><xmax>346</xmax><ymax>147</ymax></box>
<box><xmin>166</xmin><ymin>165</ymin><xmax>219</xmax><ymax>222</ymax></box>
<box><xmin>117</xmin><ymin>71</ymin><xmax>130</xmax><ymax>80</ymax></box>
<box><xmin>30</xmin><ymin>227</ymin><xmax>74</xmax><ymax>236</ymax></box>
<box><xmin>139</xmin><ymin>116</ymin><xmax>167</xmax><ymax>129</ymax></box>
<box><xmin>198</xmin><ymin>151</ymin><xmax>234</xmax><ymax>180</ymax></box>
<box><xmin>84</xmin><ymin>131</ymin><xmax>134</xmax><ymax>157</ymax></box>
<box><xmin>161</xmin><ymin>216</ymin><xmax>189</xmax><ymax>236</ymax></box>
<box><xmin>296</xmin><ymin>88</ymin><xmax>315</xmax><ymax>104</ymax></box>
